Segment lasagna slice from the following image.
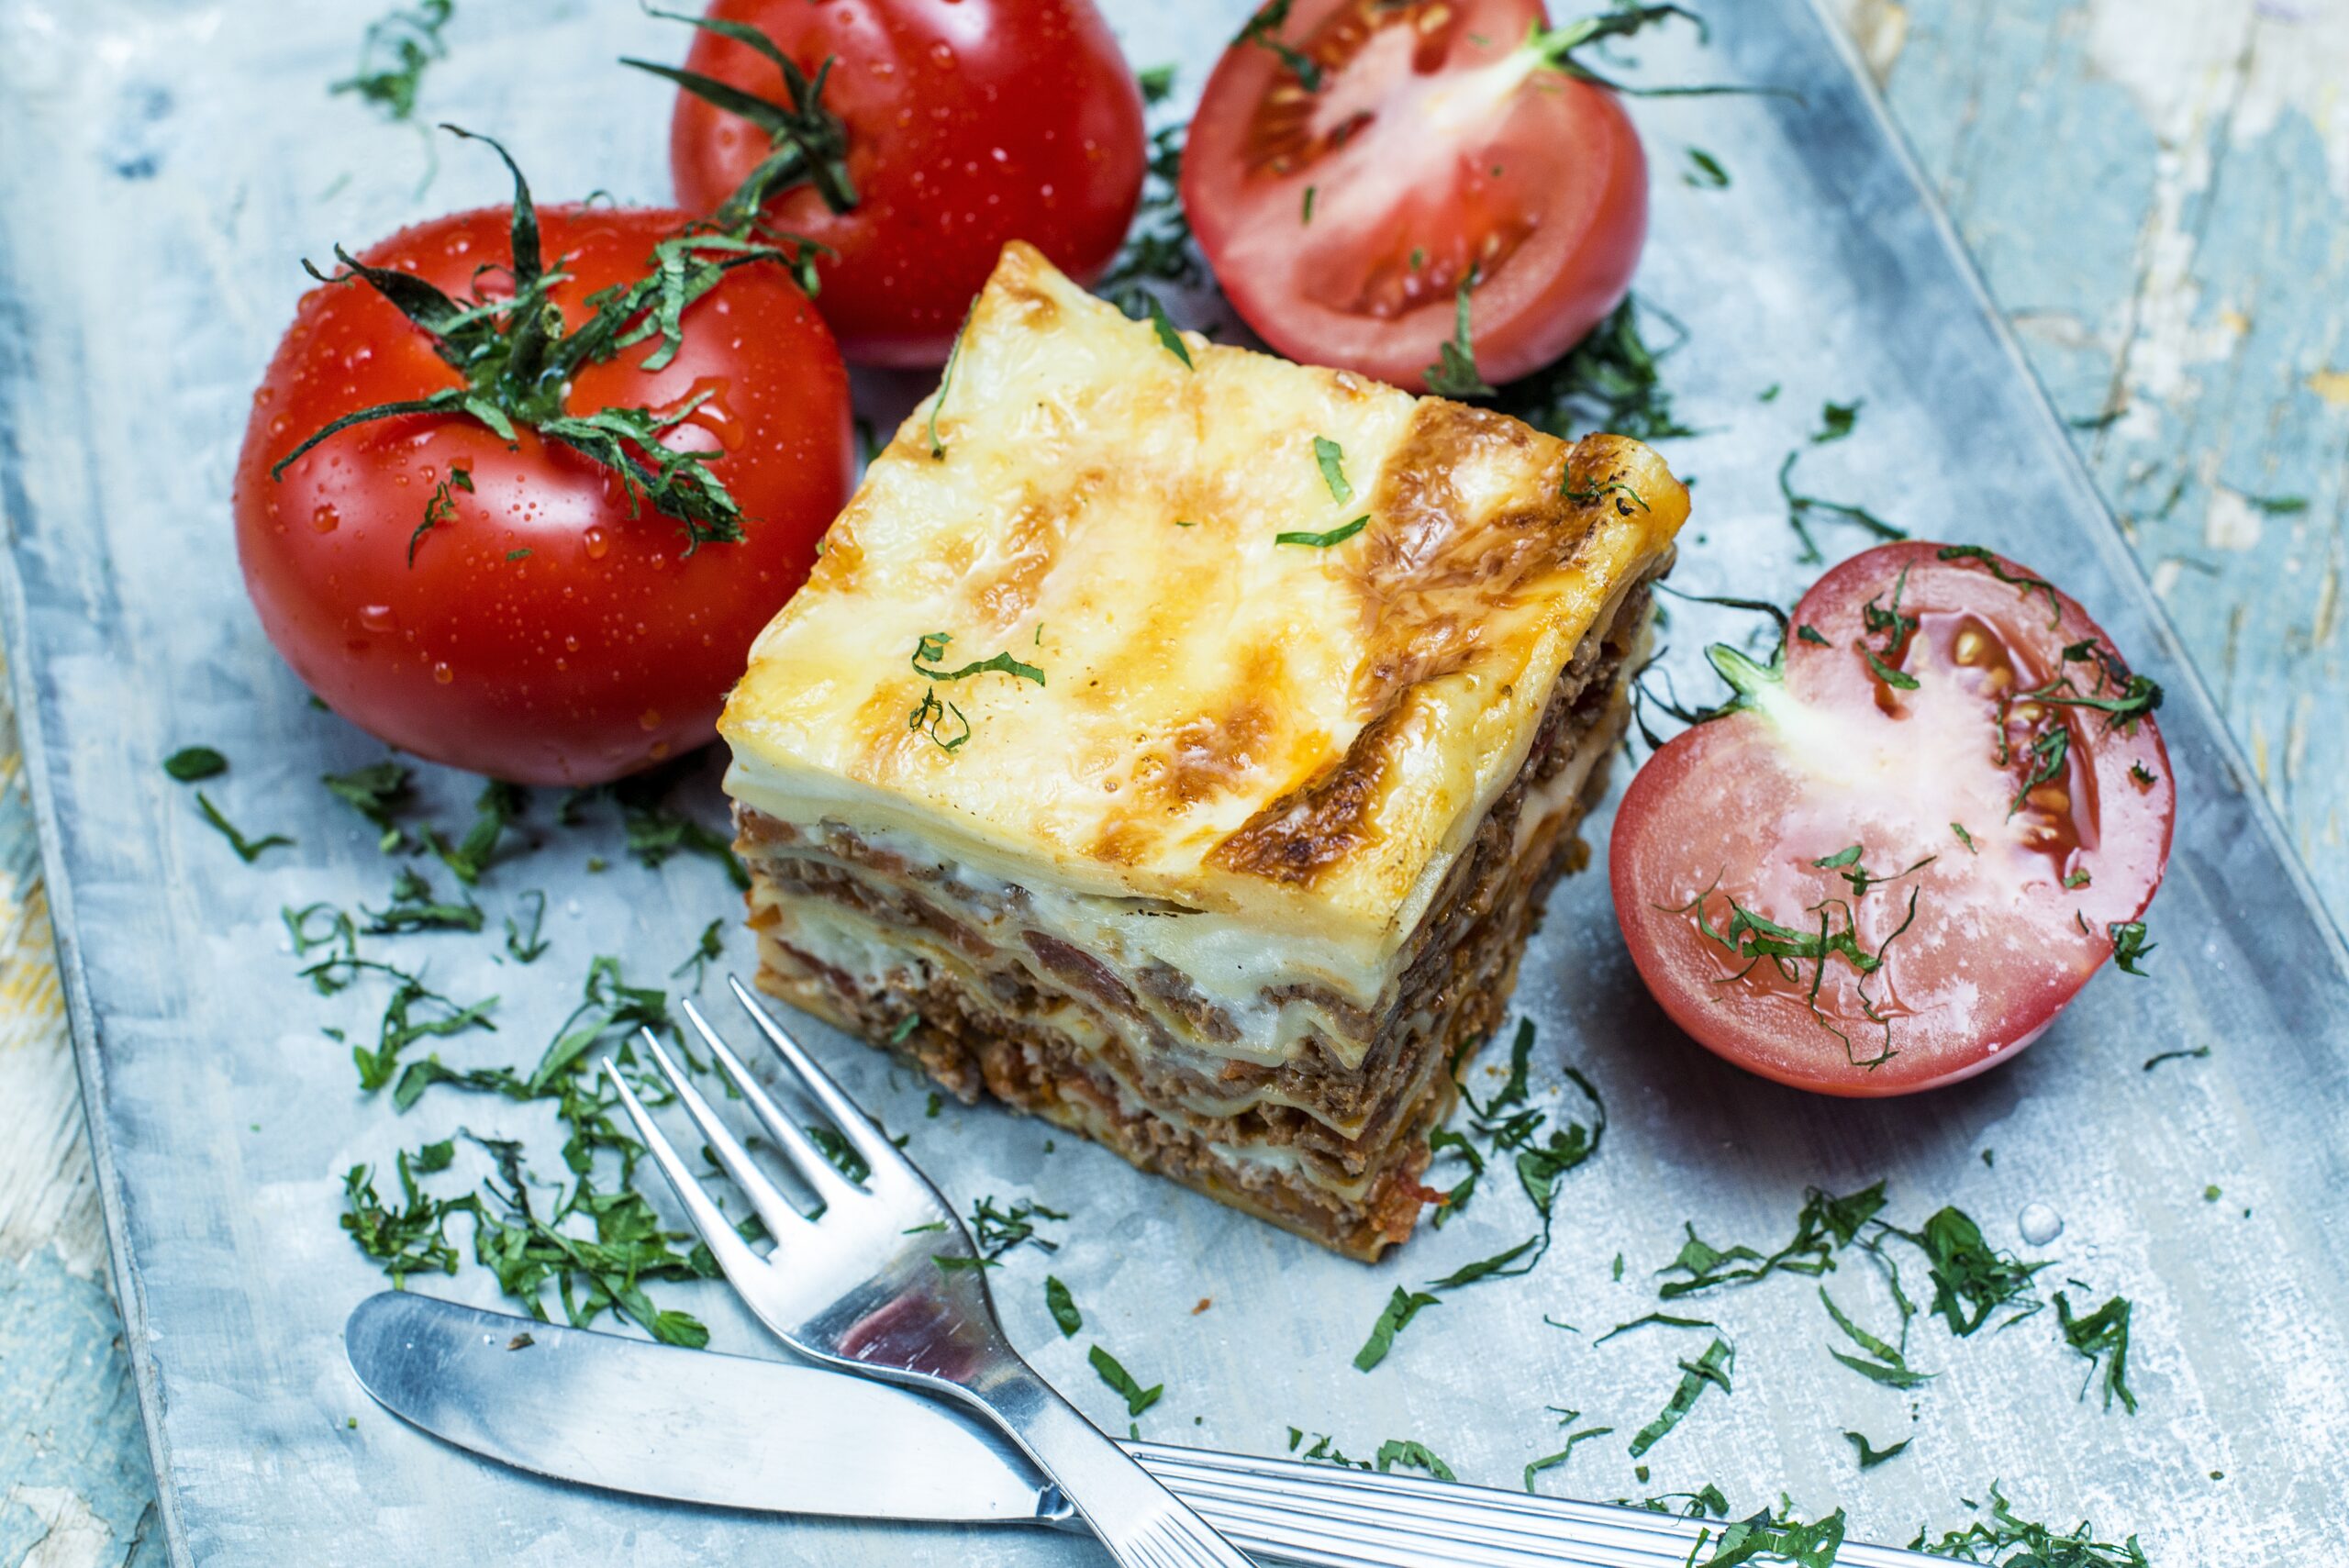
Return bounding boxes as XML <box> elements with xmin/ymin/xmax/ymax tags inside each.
<box><xmin>720</xmin><ymin>242</ymin><xmax>1688</xmax><ymax>1260</ymax></box>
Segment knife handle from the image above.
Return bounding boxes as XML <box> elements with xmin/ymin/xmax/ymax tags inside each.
<box><xmin>958</xmin><ymin>1369</ymin><xmax>1258</xmax><ymax>1568</ymax></box>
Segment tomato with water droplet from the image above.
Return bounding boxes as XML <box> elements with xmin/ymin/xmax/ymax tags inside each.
<box><xmin>233</xmin><ymin>204</ymin><xmax>854</xmax><ymax>784</ymax></box>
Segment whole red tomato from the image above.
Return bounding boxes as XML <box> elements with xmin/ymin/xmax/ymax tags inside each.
<box><xmin>234</xmin><ymin>201</ymin><xmax>853</xmax><ymax>786</ymax></box>
<box><xmin>1183</xmin><ymin>0</ymin><xmax>1648</xmax><ymax>393</ymax></box>
<box><xmin>655</xmin><ymin>0</ymin><xmax>1149</xmax><ymax>366</ymax></box>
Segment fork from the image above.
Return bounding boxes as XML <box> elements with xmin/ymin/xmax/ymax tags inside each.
<box><xmin>605</xmin><ymin>974</ymin><xmax>1259</xmax><ymax>1568</ymax></box>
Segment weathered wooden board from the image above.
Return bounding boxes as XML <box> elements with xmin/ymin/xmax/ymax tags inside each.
<box><xmin>1</xmin><ymin>2</ymin><xmax>2345</xmax><ymax>1566</ymax></box>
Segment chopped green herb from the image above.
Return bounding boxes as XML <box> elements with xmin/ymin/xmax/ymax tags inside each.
<box><xmin>2109</xmin><ymin>920</ymin><xmax>2154</xmax><ymax>975</ymax></box>
<box><xmin>362</xmin><ymin>864</ymin><xmax>484</xmax><ymax>935</ymax></box>
<box><xmin>1684</xmin><ymin>147</ymin><xmax>1729</xmax><ymax>188</ymax></box>
<box><xmin>1595</xmin><ymin>1311</ymin><xmax>1719</xmax><ymax>1345</ymax></box>
<box><xmin>325</xmin><ymin>758</ymin><xmax>417</xmax><ymax>851</ymax></box>
<box><xmin>1136</xmin><ymin>63</ymin><xmax>1175</xmax><ymax>105</ymax></box>
<box><xmin>1778</xmin><ymin>448</ymin><xmax>1905</xmax><ymax>562</ymax></box>
<box><xmin>1888</xmin><ymin>1207</ymin><xmax>2044</xmax><ymax>1336</ymax></box>
<box><xmin>1796</xmin><ymin>624</ymin><xmax>1830</xmax><ymax>646</ymax></box>
<box><xmin>1952</xmin><ymin>822</ymin><xmax>1977</xmax><ymax>853</ymax></box>
<box><xmin>1276</xmin><ymin>517</ymin><xmax>1368</xmax><ymax>549</ymax></box>
<box><xmin>1820</xmin><ymin>1284</ymin><xmax>1932</xmax><ymax>1387</ymax></box>
<box><xmin>2248</xmin><ymin>493</ymin><xmax>2309</xmax><ymax>516</ymax></box>
<box><xmin>1423</xmin><ymin>276</ymin><xmax>1496</xmax><ymax>398</ymax></box>
<box><xmin>1812</xmin><ymin>399</ymin><xmax>1862</xmax><ymax>443</ymax></box>
<box><xmin>504</xmin><ymin>890</ymin><xmax>549</xmax><ymax>963</ymax></box>
<box><xmin>1044</xmin><ymin>1274</ymin><xmax>1082</xmax><ymax>1337</ymax></box>
<box><xmin>1935</xmin><ymin>545</ymin><xmax>2064</xmax><ymax>628</ymax></box>
<box><xmin>1522</xmin><ymin>1420</ymin><xmax>1614</xmax><ymax>1494</ymax></box>
<box><xmin>411</xmin><ymin>464</ymin><xmax>473</xmax><ymax>565</ymax></box>
<box><xmin>927</xmin><ymin>306</ymin><xmax>971</xmax><ymax>459</ymax></box>
<box><xmin>1629</xmin><ymin>1337</ymin><xmax>1733</xmax><ymax>1457</ymax></box>
<box><xmin>2129</xmin><ymin>761</ymin><xmax>2158</xmax><ymax>787</ymax></box>
<box><xmin>163</xmin><ymin>746</ymin><xmax>228</xmax><ymax>782</ymax></box>
<box><xmin>332</xmin><ymin>0</ymin><xmax>454</xmax><ymax>122</ymax></box>
<box><xmin>2055</xmin><ymin>1291</ymin><xmax>2138</xmax><ymax>1414</ymax></box>
<box><xmin>670</xmin><ymin>918</ymin><xmax>725</xmax><ymax>986</ymax></box>
<box><xmin>1301</xmin><ymin>183</ymin><xmax>1316</xmax><ymax>224</ymax></box>
<box><xmin>506</xmin><ymin>548</ymin><xmax>531</xmax><ymax>562</ymax></box>
<box><xmin>888</xmin><ymin>1013</ymin><xmax>921</xmax><ymax>1046</ymax></box>
<box><xmin>1087</xmin><ymin>1344</ymin><xmax>1163</xmax><ymax>1417</ymax></box>
<box><xmin>432</xmin><ymin>779</ymin><xmax>524</xmax><ymax>885</ymax></box>
<box><xmin>1492</xmin><ymin>295</ymin><xmax>1691</xmax><ymax>443</ymax></box>
<box><xmin>1844</xmin><ymin>1430</ymin><xmax>1910</xmax><ymax>1469</ymax></box>
<box><xmin>2142</xmin><ymin>1045</ymin><xmax>2209</xmax><ymax>1072</ymax></box>
<box><xmin>195</xmin><ymin>791</ymin><xmax>294</xmax><ymax>863</ymax></box>
<box><xmin>1910</xmin><ymin>1482</ymin><xmax>2150</xmax><ymax>1566</ymax></box>
<box><xmin>1142</xmin><ymin>291</ymin><xmax>1194</xmax><ymax>368</ymax></box>
<box><xmin>967</xmin><ymin>1195</ymin><xmax>1066</xmax><ymax>1260</ymax></box>
<box><xmin>615</xmin><ymin>767</ymin><xmax>750</xmax><ymax>889</ymax></box>
<box><xmin>1312</xmin><ymin>434</ymin><xmax>1353</xmax><ymax>505</ymax></box>
<box><xmin>1234</xmin><ymin>0</ymin><xmax>1323</xmax><ymax>91</ymax></box>
<box><xmin>1099</xmin><ymin>124</ymin><xmax>1198</xmax><ymax>309</ymax></box>
<box><xmin>1658</xmin><ymin>1182</ymin><xmax>1886</xmax><ymax>1297</ymax></box>
<box><xmin>1699</xmin><ymin>1507</ymin><xmax>1848</xmax><ymax>1566</ymax></box>
<box><xmin>340</xmin><ymin>1145</ymin><xmax>463</xmax><ymax>1285</ymax></box>
<box><xmin>910</xmin><ymin>631</ymin><xmax>1047</xmax><ymax>687</ymax></box>
<box><xmin>1374</xmin><ymin>1440</ymin><xmax>1455</xmax><ymax>1483</ymax></box>
<box><xmin>1354</xmin><ymin>1286</ymin><xmax>1440</xmax><ymax>1372</ymax></box>
<box><xmin>2063</xmin><ymin>868</ymin><xmax>2092</xmax><ymax>889</ymax></box>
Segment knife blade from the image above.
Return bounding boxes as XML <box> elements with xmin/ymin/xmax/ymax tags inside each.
<box><xmin>346</xmin><ymin>1291</ymin><xmax>1943</xmax><ymax>1568</ymax></box>
<box><xmin>344</xmin><ymin>1289</ymin><xmax>1063</xmax><ymax>1528</ymax></box>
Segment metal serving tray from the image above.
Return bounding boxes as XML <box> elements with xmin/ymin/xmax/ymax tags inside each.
<box><xmin>1</xmin><ymin>1</ymin><xmax>2341</xmax><ymax>1562</ymax></box>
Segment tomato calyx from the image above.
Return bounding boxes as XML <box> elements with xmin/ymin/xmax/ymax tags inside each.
<box><xmin>624</xmin><ymin>9</ymin><xmax>858</xmax><ymax>226</ymax></box>
<box><xmin>270</xmin><ymin>128</ymin><xmax>821</xmax><ymax>558</ymax></box>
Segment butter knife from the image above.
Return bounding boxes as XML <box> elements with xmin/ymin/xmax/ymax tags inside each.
<box><xmin>344</xmin><ymin>1292</ymin><xmax>1941</xmax><ymax>1567</ymax></box>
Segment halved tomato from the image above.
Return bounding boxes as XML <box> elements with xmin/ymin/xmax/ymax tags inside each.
<box><xmin>1610</xmin><ymin>543</ymin><xmax>2176</xmax><ymax>1095</ymax></box>
<box><xmin>1181</xmin><ymin>0</ymin><xmax>1647</xmax><ymax>392</ymax></box>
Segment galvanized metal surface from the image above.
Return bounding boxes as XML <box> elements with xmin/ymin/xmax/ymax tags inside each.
<box><xmin>0</xmin><ymin>2</ymin><xmax>2343</xmax><ymax>1565</ymax></box>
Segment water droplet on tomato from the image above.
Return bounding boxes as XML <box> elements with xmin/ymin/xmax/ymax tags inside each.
<box><xmin>359</xmin><ymin>605</ymin><xmax>395</xmax><ymax>632</ymax></box>
<box><xmin>639</xmin><ymin>708</ymin><xmax>662</xmax><ymax>731</ymax></box>
<box><xmin>584</xmin><ymin>528</ymin><xmax>610</xmax><ymax>561</ymax></box>
<box><xmin>648</xmin><ymin>740</ymin><xmax>671</xmax><ymax>761</ymax></box>
<box><xmin>564</xmin><ymin>634</ymin><xmax>579</xmax><ymax>652</ymax></box>
<box><xmin>309</xmin><ymin>503</ymin><xmax>340</xmax><ymax>533</ymax></box>
<box><xmin>433</xmin><ymin>662</ymin><xmax>454</xmax><ymax>685</ymax></box>
<box><xmin>930</xmin><ymin>39</ymin><xmax>954</xmax><ymax>66</ymax></box>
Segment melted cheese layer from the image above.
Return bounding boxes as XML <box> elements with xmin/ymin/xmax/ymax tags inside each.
<box><xmin>722</xmin><ymin>242</ymin><xmax>1687</xmax><ymax>992</ymax></box>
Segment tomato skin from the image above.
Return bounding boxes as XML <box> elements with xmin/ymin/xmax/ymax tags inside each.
<box><xmin>233</xmin><ymin>205</ymin><xmax>854</xmax><ymax>786</ymax></box>
<box><xmin>1182</xmin><ymin>0</ymin><xmax>1648</xmax><ymax>393</ymax></box>
<box><xmin>1610</xmin><ymin>543</ymin><xmax>2176</xmax><ymax>1096</ymax></box>
<box><xmin>666</xmin><ymin>0</ymin><xmax>1148</xmax><ymax>367</ymax></box>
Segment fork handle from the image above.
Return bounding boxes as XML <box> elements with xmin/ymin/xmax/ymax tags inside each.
<box><xmin>975</xmin><ymin>1370</ymin><xmax>1259</xmax><ymax>1567</ymax></box>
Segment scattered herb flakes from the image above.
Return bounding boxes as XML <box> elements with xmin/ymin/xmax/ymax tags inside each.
<box><xmin>506</xmin><ymin>548</ymin><xmax>532</xmax><ymax>562</ymax></box>
<box><xmin>340</xmin><ymin>1143</ymin><xmax>462</xmax><ymax>1284</ymax></box>
<box><xmin>1843</xmin><ymin>1430</ymin><xmax>1910</xmax><ymax>1469</ymax></box>
<box><xmin>1952</xmin><ymin>822</ymin><xmax>1977</xmax><ymax>853</ymax></box>
<box><xmin>1595</xmin><ymin>1311</ymin><xmax>1719</xmax><ymax>1346</ymax></box>
<box><xmin>805</xmin><ymin>1122</ymin><xmax>871</xmax><ymax>1184</ymax></box>
<box><xmin>1289</xmin><ymin>1429</ymin><xmax>1372</xmax><ymax>1470</ymax></box>
<box><xmin>163</xmin><ymin>745</ymin><xmax>228</xmax><ymax>782</ymax></box>
<box><xmin>433</xmin><ymin>779</ymin><xmax>524</xmax><ymax>884</ymax></box>
<box><xmin>1911</xmin><ymin>1483</ymin><xmax>2150</xmax><ymax>1567</ymax></box>
<box><xmin>967</xmin><ymin>1195</ymin><xmax>1066</xmax><ymax>1261</ymax></box>
<box><xmin>1612</xmin><ymin>1251</ymin><xmax>1626</xmax><ymax>1281</ymax></box>
<box><xmin>1522</xmin><ymin>1419</ymin><xmax>1613</xmax><ymax>1494</ymax></box>
<box><xmin>325</xmin><ymin>758</ymin><xmax>417</xmax><ymax>851</ymax></box>
<box><xmin>1778</xmin><ymin>447</ymin><xmax>1905</xmax><ymax>562</ymax></box>
<box><xmin>1354</xmin><ymin>1286</ymin><xmax>1441</xmax><ymax>1372</ymax></box>
<box><xmin>195</xmin><ymin>791</ymin><xmax>295</xmax><ymax>863</ymax></box>
<box><xmin>1698</xmin><ymin>1507</ymin><xmax>1848</xmax><ymax>1567</ymax></box>
<box><xmin>2055</xmin><ymin>1291</ymin><xmax>2138</xmax><ymax>1414</ymax></box>
<box><xmin>362</xmin><ymin>864</ymin><xmax>484</xmax><ymax>935</ymax></box>
<box><xmin>1797</xmin><ymin>623</ymin><xmax>1830</xmax><ymax>647</ymax></box>
<box><xmin>1492</xmin><ymin>294</ymin><xmax>1691</xmax><ymax>443</ymax></box>
<box><xmin>2109</xmin><ymin>920</ymin><xmax>2155</xmax><ymax>975</ymax></box>
<box><xmin>1276</xmin><ymin>516</ymin><xmax>1368</xmax><ymax>549</ymax></box>
<box><xmin>1629</xmin><ymin>1337</ymin><xmax>1733</xmax><ymax>1457</ymax></box>
<box><xmin>1301</xmin><ymin>183</ymin><xmax>1316</xmax><ymax>224</ymax></box>
<box><xmin>1684</xmin><ymin>147</ymin><xmax>1730</xmax><ymax>188</ymax></box>
<box><xmin>504</xmin><ymin>890</ymin><xmax>550</xmax><ymax>963</ymax></box>
<box><xmin>1820</xmin><ymin>1284</ymin><xmax>1932</xmax><ymax>1388</ymax></box>
<box><xmin>1311</xmin><ymin>434</ymin><xmax>1353</xmax><ymax>505</ymax></box>
<box><xmin>1235</xmin><ymin>0</ymin><xmax>1323</xmax><ymax>91</ymax></box>
<box><xmin>888</xmin><ymin>1013</ymin><xmax>922</xmax><ymax>1046</ymax></box>
<box><xmin>1373</xmin><ymin>1440</ymin><xmax>1456</xmax><ymax>1483</ymax></box>
<box><xmin>1136</xmin><ymin>62</ymin><xmax>1175</xmax><ymax>105</ymax></box>
<box><xmin>1423</xmin><ymin>276</ymin><xmax>1496</xmax><ymax>398</ymax></box>
<box><xmin>1811</xmin><ymin>399</ymin><xmax>1862</xmax><ymax>443</ymax></box>
<box><xmin>615</xmin><ymin>768</ymin><xmax>749</xmax><ymax>889</ymax></box>
<box><xmin>1141</xmin><ymin>291</ymin><xmax>1194</xmax><ymax>368</ymax></box>
<box><xmin>1892</xmin><ymin>1207</ymin><xmax>2045</xmax><ymax>1337</ymax></box>
<box><xmin>910</xmin><ymin>630</ymin><xmax>1047</xmax><ymax>688</ymax></box>
<box><xmin>2248</xmin><ymin>493</ymin><xmax>2308</xmax><ymax>517</ymax></box>
<box><xmin>1657</xmin><ymin>1181</ymin><xmax>1886</xmax><ymax>1298</ymax></box>
<box><xmin>412</xmin><ymin>464</ymin><xmax>473</xmax><ymax>565</ymax></box>
<box><xmin>1099</xmin><ymin>122</ymin><xmax>1198</xmax><ymax>311</ymax></box>
<box><xmin>1935</xmin><ymin>545</ymin><xmax>2065</xmax><ymax>629</ymax></box>
<box><xmin>2143</xmin><ymin>1045</ymin><xmax>2210</xmax><ymax>1072</ymax></box>
<box><xmin>670</xmin><ymin>918</ymin><xmax>725</xmax><ymax>986</ymax></box>
<box><xmin>351</xmin><ymin>967</ymin><xmax>498</xmax><ymax>1094</ymax></box>
<box><xmin>332</xmin><ymin>0</ymin><xmax>455</xmax><ymax>122</ymax></box>
<box><xmin>2129</xmin><ymin>761</ymin><xmax>2158</xmax><ymax>787</ymax></box>
<box><xmin>1044</xmin><ymin>1274</ymin><xmax>1083</xmax><ymax>1337</ymax></box>
<box><xmin>1087</xmin><ymin>1344</ymin><xmax>1163</xmax><ymax>1417</ymax></box>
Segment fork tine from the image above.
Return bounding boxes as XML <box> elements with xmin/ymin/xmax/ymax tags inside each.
<box><xmin>726</xmin><ymin>973</ymin><xmax>909</xmax><ymax>1181</ymax></box>
<box><xmin>601</xmin><ymin>1060</ymin><xmax>766</xmax><ymax>1284</ymax></box>
<box><xmin>679</xmin><ymin>999</ymin><xmax>867</xmax><ymax>1210</ymax></box>
<box><xmin>635</xmin><ymin>1029</ymin><xmax>815</xmax><ymax>1240</ymax></box>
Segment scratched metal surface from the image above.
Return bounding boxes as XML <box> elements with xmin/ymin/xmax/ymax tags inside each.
<box><xmin>0</xmin><ymin>1</ymin><xmax>2343</xmax><ymax>1564</ymax></box>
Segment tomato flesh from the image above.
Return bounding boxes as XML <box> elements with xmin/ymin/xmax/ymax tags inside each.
<box><xmin>666</xmin><ymin>0</ymin><xmax>1148</xmax><ymax>367</ymax></box>
<box><xmin>1184</xmin><ymin>0</ymin><xmax>1647</xmax><ymax>392</ymax></box>
<box><xmin>233</xmin><ymin>205</ymin><xmax>854</xmax><ymax>785</ymax></box>
<box><xmin>1610</xmin><ymin>543</ymin><xmax>2175</xmax><ymax>1095</ymax></box>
